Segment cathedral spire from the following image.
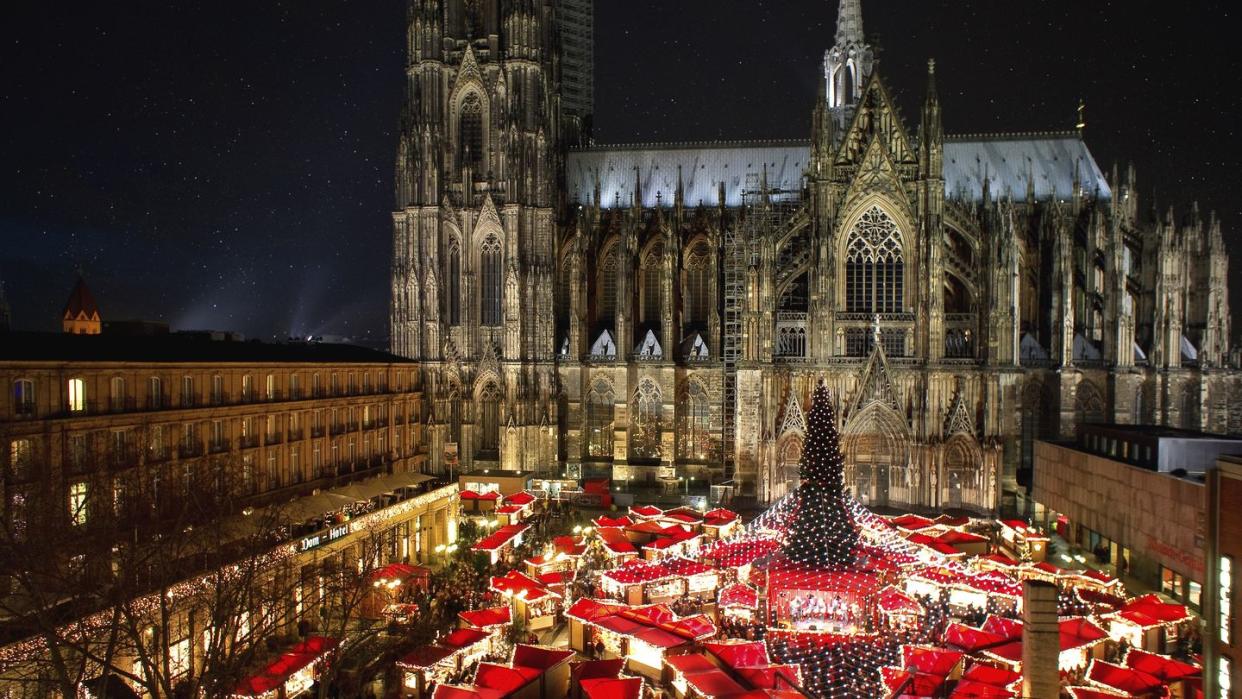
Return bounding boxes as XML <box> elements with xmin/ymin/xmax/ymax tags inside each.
<box><xmin>834</xmin><ymin>0</ymin><xmax>865</xmax><ymax>47</ymax></box>
<box><xmin>824</xmin><ymin>0</ymin><xmax>873</xmax><ymax>121</ymax></box>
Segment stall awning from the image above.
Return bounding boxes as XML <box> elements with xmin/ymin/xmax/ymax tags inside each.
<box><xmin>473</xmin><ymin>524</ymin><xmax>529</xmax><ymax>552</ymax></box>
<box><xmin>369</xmin><ymin>563</ymin><xmax>430</xmax><ymax>584</ymax></box>
<box><xmin>473</xmin><ymin>663</ymin><xmax>541</xmax><ymax>694</ymax></box>
<box><xmin>1124</xmin><ymin>648</ymin><xmax>1201</xmax><ymax>682</ymax></box>
<box><xmin>441</xmin><ymin>628</ymin><xmax>491</xmax><ymax>650</ymax></box>
<box><xmin>718</xmin><ymin>583</ymin><xmax>760</xmax><ymax>609</ymax></box>
<box><xmin>505</xmin><ymin>491</ymin><xmax>537</xmax><ymax>506</ymax></box>
<box><xmin>512</xmin><ymin>644</ymin><xmax>574</xmax><ymax>671</ymax></box>
<box><xmin>231</xmin><ymin>636</ymin><xmax>339</xmax><ymax>697</ymax></box>
<box><xmin>1085</xmin><ymin>659</ymin><xmax>1165</xmax><ymax>695</ymax></box>
<box><xmin>580</xmin><ymin>677</ymin><xmax>642</xmax><ymax>699</ymax></box>
<box><xmin>703</xmin><ymin>640</ymin><xmax>770</xmax><ymax>669</ymax></box>
<box><xmin>398</xmin><ymin>644</ymin><xmax>457</xmax><ymax>670</ymax></box>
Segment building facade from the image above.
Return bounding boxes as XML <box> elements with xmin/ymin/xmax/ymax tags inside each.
<box><xmin>390</xmin><ymin>0</ymin><xmax>1239</xmax><ymax>512</ymax></box>
<box><xmin>1206</xmin><ymin>455</ymin><xmax>1242</xmax><ymax>699</ymax></box>
<box><xmin>0</xmin><ymin>332</ymin><xmax>457</xmax><ymax>694</ymax></box>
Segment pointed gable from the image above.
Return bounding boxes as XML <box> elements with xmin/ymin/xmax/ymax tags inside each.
<box><xmin>944</xmin><ymin>390</ymin><xmax>975</xmax><ymax>437</ymax></box>
<box><xmin>838</xmin><ymin>73</ymin><xmax>916</xmax><ymax>167</ymax></box>
<box><xmin>850</xmin><ymin>333</ymin><xmax>901</xmax><ymax>416</ymax></box>
<box><xmin>778</xmin><ymin>388</ymin><xmax>807</xmax><ymax>438</ymax></box>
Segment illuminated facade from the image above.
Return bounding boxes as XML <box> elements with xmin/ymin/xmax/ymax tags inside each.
<box><xmin>390</xmin><ymin>0</ymin><xmax>1239</xmax><ymax>511</ymax></box>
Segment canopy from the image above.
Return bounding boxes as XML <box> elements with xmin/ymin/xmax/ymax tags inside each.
<box><xmin>943</xmin><ymin>623</ymin><xmax>1006</xmax><ymax>653</ymax></box>
<box><xmin>890</xmin><ymin>514</ymin><xmax>936</xmax><ymax>530</ymax></box>
<box><xmin>1085</xmin><ymin>659</ymin><xmax>1164</xmax><ymax>695</ymax></box>
<box><xmin>949</xmin><ymin>680</ymin><xmax>1016</xmax><ymax>698</ymax></box>
<box><xmin>1059</xmin><ymin>617</ymin><xmax>1109</xmax><ymax>651</ymax></box>
<box><xmin>490</xmin><ymin>570</ymin><xmax>558</xmax><ymax>602</ymax></box>
<box><xmin>432</xmin><ymin>685</ymin><xmax>507</xmax><ymax>699</ymax></box>
<box><xmin>881</xmin><ymin>667</ymin><xmax>945</xmax><ymax>696</ymax></box>
<box><xmin>369</xmin><ymin>563</ymin><xmax>430</xmax><ymax>584</ymax></box>
<box><xmin>1117</xmin><ymin>594</ymin><xmax>1192</xmax><ymax>625</ymax></box>
<box><xmin>459</xmin><ymin>606</ymin><xmax>512</xmax><ymax>628</ymax></box>
<box><xmin>961</xmin><ymin>663</ymin><xmax>1020</xmax><ymax>687</ymax></box>
<box><xmin>505</xmin><ymin>491</ymin><xmax>537</xmax><ymax>506</ymax></box>
<box><xmin>232</xmin><ymin>636</ymin><xmax>339</xmax><ymax>697</ymax></box>
<box><xmin>877</xmin><ymin>586</ymin><xmax>924</xmax><ymax>616</ymax></box>
<box><xmin>572</xmin><ymin>658</ymin><xmax>626</xmax><ymax>680</ymax></box>
<box><xmin>630</xmin><ymin>505</ymin><xmax>664</xmax><ymax>518</ymax></box>
<box><xmin>681</xmin><ymin>668</ymin><xmax>748</xmax><ymax>697</ymax></box>
<box><xmin>903</xmin><ymin>646</ymin><xmax>963</xmax><ymax>677</ymax></box>
<box><xmin>473</xmin><ymin>663</ymin><xmax>541</xmax><ymax>694</ymax></box>
<box><xmin>594</xmin><ymin>516</ymin><xmax>634</xmax><ymax>528</ymax></box>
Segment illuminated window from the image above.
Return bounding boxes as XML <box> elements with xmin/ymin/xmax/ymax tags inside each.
<box><xmin>1222</xmin><ymin>556</ymin><xmax>1233</xmax><ymax>645</ymax></box>
<box><xmin>481</xmin><ymin>235</ymin><xmax>502</xmax><ymax>326</ymax></box>
<box><xmin>68</xmin><ymin>481</ymin><xmax>88</xmax><ymax>526</ymax></box>
<box><xmin>681</xmin><ymin>382</ymin><xmax>713</xmax><ymax>460</ymax></box>
<box><xmin>447</xmin><ymin>241</ymin><xmax>462</xmax><ymax>325</ymax></box>
<box><xmin>13</xmin><ymin>379</ymin><xmax>35</xmax><ymax>416</ymax></box>
<box><xmin>67</xmin><ymin>378</ymin><xmax>86</xmax><ymax>413</ymax></box>
<box><xmin>585</xmin><ymin>380</ymin><xmax>614</xmax><ymax>458</ymax></box>
<box><xmin>109</xmin><ymin>377</ymin><xmax>125</xmax><ymax>411</ymax></box>
<box><xmin>242</xmin><ymin>375</ymin><xmax>254</xmax><ymax>401</ymax></box>
<box><xmin>265</xmin><ymin>374</ymin><xmax>275</xmax><ymax>400</ymax></box>
<box><xmin>845</xmin><ymin>206</ymin><xmax>904</xmax><ymax>313</ymax></box>
<box><xmin>631</xmin><ymin>380</ymin><xmax>662</xmax><ymax>459</ymax></box>
<box><xmin>1222</xmin><ymin>657</ymin><xmax>1232</xmax><ymax>697</ymax></box>
<box><xmin>9</xmin><ymin>439</ymin><xmax>31</xmax><ymax>476</ymax></box>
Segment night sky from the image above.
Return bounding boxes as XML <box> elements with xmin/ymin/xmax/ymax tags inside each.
<box><xmin>3</xmin><ymin>1</ymin><xmax>1240</xmax><ymax>342</ymax></box>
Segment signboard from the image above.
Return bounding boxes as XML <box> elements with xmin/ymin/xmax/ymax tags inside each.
<box><xmin>298</xmin><ymin>523</ymin><xmax>350</xmax><ymax>553</ymax></box>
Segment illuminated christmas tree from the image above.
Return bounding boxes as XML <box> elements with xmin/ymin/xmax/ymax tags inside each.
<box><xmin>784</xmin><ymin>380</ymin><xmax>859</xmax><ymax>566</ymax></box>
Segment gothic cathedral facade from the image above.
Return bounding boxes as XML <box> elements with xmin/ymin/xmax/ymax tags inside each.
<box><xmin>391</xmin><ymin>0</ymin><xmax>1238</xmax><ymax>512</ymax></box>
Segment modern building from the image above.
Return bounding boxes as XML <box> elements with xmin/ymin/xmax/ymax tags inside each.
<box><xmin>0</xmin><ymin>331</ymin><xmax>457</xmax><ymax>694</ymax></box>
<box><xmin>1206</xmin><ymin>455</ymin><xmax>1242</xmax><ymax>699</ymax></box>
<box><xmin>1032</xmin><ymin>424</ymin><xmax>1242</xmax><ymax>609</ymax></box>
<box><xmin>389</xmin><ymin>0</ymin><xmax>1239</xmax><ymax>512</ymax></box>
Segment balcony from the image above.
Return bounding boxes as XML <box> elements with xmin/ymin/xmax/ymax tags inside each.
<box><xmin>209</xmin><ymin>440</ymin><xmax>230</xmax><ymax>454</ymax></box>
<box><xmin>145</xmin><ymin>395</ymin><xmax>169</xmax><ymax>411</ymax></box>
<box><xmin>13</xmin><ymin>401</ymin><xmax>36</xmax><ymax>419</ymax></box>
<box><xmin>288</xmin><ymin>429</ymin><xmax>304</xmax><ymax>441</ymax></box>
<box><xmin>311</xmin><ymin>426</ymin><xmax>326</xmax><ymax>438</ymax></box>
<box><xmin>264</xmin><ymin>433</ymin><xmax>283</xmax><ymax>447</ymax></box>
<box><xmin>837</xmin><ymin>312</ymin><xmax>915</xmax><ymax>323</ymax></box>
<box><xmin>238</xmin><ymin>436</ymin><xmax>260</xmax><ymax>450</ymax></box>
<box><xmin>108</xmin><ymin>397</ymin><xmax>138</xmax><ymax>414</ymax></box>
<box><xmin>178</xmin><ymin>443</ymin><xmax>204</xmax><ymax>459</ymax></box>
<box><xmin>180</xmin><ymin>394</ymin><xmax>200</xmax><ymax>409</ymax></box>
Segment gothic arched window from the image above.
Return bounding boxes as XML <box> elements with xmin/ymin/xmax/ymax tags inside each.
<box><xmin>478</xmin><ymin>382</ymin><xmax>500</xmax><ymax>454</ymax></box>
<box><xmin>480</xmin><ymin>235</ymin><xmax>502</xmax><ymax>326</ymax></box>
<box><xmin>680</xmin><ymin>381</ymin><xmax>713</xmax><ymax>461</ymax></box>
<box><xmin>845</xmin><ymin>207</ymin><xmax>904</xmax><ymax>313</ymax></box>
<box><xmin>447</xmin><ymin>240</ymin><xmax>462</xmax><ymax>325</ymax></box>
<box><xmin>641</xmin><ymin>245</ymin><xmax>663</xmax><ymax>327</ymax></box>
<box><xmin>631</xmin><ymin>380</ymin><xmax>662</xmax><ymax>459</ymax></box>
<box><xmin>685</xmin><ymin>242</ymin><xmax>711</xmax><ymax>327</ymax></box>
<box><xmin>598</xmin><ymin>245</ymin><xmax>618</xmax><ymax>326</ymax></box>
<box><xmin>458</xmin><ymin>92</ymin><xmax>484</xmax><ymax>173</ymax></box>
<box><xmin>585</xmin><ymin>380</ymin><xmax>614</xmax><ymax>459</ymax></box>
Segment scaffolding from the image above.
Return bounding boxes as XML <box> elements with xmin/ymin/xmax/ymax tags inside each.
<box><xmin>721</xmin><ymin>172</ymin><xmax>802</xmax><ymax>487</ymax></box>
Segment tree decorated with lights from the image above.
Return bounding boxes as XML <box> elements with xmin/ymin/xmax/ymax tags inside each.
<box><xmin>785</xmin><ymin>380</ymin><xmax>859</xmax><ymax>566</ymax></box>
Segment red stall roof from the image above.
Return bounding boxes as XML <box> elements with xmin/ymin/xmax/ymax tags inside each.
<box><xmin>370</xmin><ymin>563</ymin><xmax>430</xmax><ymax>583</ymax></box>
<box><xmin>703</xmin><ymin>640</ymin><xmax>770</xmax><ymax>669</ymax></box>
<box><xmin>629</xmin><ymin>505</ymin><xmax>664</xmax><ymax>518</ymax></box>
<box><xmin>877</xmin><ymin>586</ymin><xmax>924</xmax><ymax>616</ymax></box>
<box><xmin>1086</xmin><ymin>659</ymin><xmax>1165</xmax><ymax>695</ymax></box>
<box><xmin>232</xmin><ymin>636</ymin><xmax>339</xmax><ymax>697</ymax></box>
<box><xmin>441</xmin><ymin>628</ymin><xmax>492</xmax><ymax>650</ymax></box>
<box><xmin>718</xmin><ymin>583</ymin><xmax>760</xmax><ymax>609</ymax></box>
<box><xmin>512</xmin><ymin>644</ymin><xmax>574</xmax><ymax>671</ymax></box>
<box><xmin>580</xmin><ymin>677</ymin><xmax>642</xmax><ymax>699</ymax></box>
<box><xmin>472</xmin><ymin>524</ymin><xmax>529</xmax><ymax>552</ymax></box>
<box><xmin>948</xmin><ymin>679</ymin><xmax>1016</xmax><ymax>698</ymax></box>
<box><xmin>490</xmin><ymin>570</ymin><xmax>558</xmax><ymax>602</ymax></box>
<box><xmin>881</xmin><ymin>667</ymin><xmax>945</xmax><ymax>696</ymax></box>
<box><xmin>903</xmin><ymin>646</ymin><xmax>963</xmax><ymax>677</ymax></box>
<box><xmin>432</xmin><ymin>685</ymin><xmax>507</xmax><ymax>699</ymax></box>
<box><xmin>505</xmin><ymin>491</ymin><xmax>537</xmax><ymax>506</ymax></box>
<box><xmin>890</xmin><ymin>514</ymin><xmax>936</xmax><ymax>530</ymax></box>
<box><xmin>594</xmin><ymin>515</ymin><xmax>634</xmax><ymax>528</ymax></box>
<box><xmin>1124</xmin><ymin>648</ymin><xmax>1201</xmax><ymax>682</ymax></box>
<box><xmin>961</xmin><ymin>663</ymin><xmax>1020</xmax><ymax>687</ymax></box>
<box><xmin>398</xmin><ymin>644</ymin><xmax>457</xmax><ymax>670</ymax></box>
<box><xmin>944</xmin><ymin>623</ymin><xmax>1006</xmax><ymax>653</ymax></box>
<box><xmin>1065</xmin><ymin>688</ymin><xmax>1128</xmax><ymax>699</ymax></box>
<box><xmin>598</xmin><ymin>527</ymin><xmax>638</xmax><ymax>555</ymax></box>
<box><xmin>473</xmin><ymin>663</ymin><xmax>541</xmax><ymax>694</ymax></box>
<box><xmin>459</xmin><ymin>606</ymin><xmax>511</xmax><ymax>628</ymax></box>
<box><xmin>1118</xmin><ymin>594</ymin><xmax>1192</xmax><ymax>624</ymax></box>
<box><xmin>571</xmin><ymin>658</ymin><xmax>626</xmax><ymax>681</ymax></box>
<box><xmin>700</xmin><ymin>538</ymin><xmax>782</xmax><ymax>568</ymax></box>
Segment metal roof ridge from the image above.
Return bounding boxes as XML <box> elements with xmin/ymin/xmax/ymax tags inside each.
<box><xmin>569</xmin><ymin>138</ymin><xmax>813</xmax><ymax>152</ymax></box>
<box><xmin>946</xmin><ymin>130</ymin><xmax>1082</xmax><ymax>142</ymax></box>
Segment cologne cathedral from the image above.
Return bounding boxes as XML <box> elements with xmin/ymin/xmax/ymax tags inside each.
<box><xmin>390</xmin><ymin>0</ymin><xmax>1238</xmax><ymax>512</ymax></box>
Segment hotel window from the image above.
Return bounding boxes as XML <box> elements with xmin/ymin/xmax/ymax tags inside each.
<box><xmin>331</xmin><ymin>373</ymin><xmax>339</xmax><ymax>396</ymax></box>
<box><xmin>289</xmin><ymin>373</ymin><xmax>301</xmax><ymax>398</ymax></box>
<box><xmin>13</xmin><ymin>378</ymin><xmax>35</xmax><ymax>416</ymax></box>
<box><xmin>242</xmin><ymin>375</ymin><xmax>253</xmax><ymax>401</ymax></box>
<box><xmin>313</xmin><ymin>444</ymin><xmax>322</xmax><ymax>474</ymax></box>
<box><xmin>181</xmin><ymin>376</ymin><xmax>195</xmax><ymax>406</ymax></box>
<box><xmin>211</xmin><ymin>420</ymin><xmax>225</xmax><ymax>450</ymax></box>
<box><xmin>265</xmin><ymin>374</ymin><xmax>275</xmax><ymax>400</ymax></box>
<box><xmin>109</xmin><ymin>377</ymin><xmax>125</xmax><ymax>411</ymax></box>
<box><xmin>9</xmin><ymin>439</ymin><xmax>32</xmax><ymax>477</ymax></box>
<box><xmin>363</xmin><ymin>373</ymin><xmax>371</xmax><ymax>393</ymax></box>
<box><xmin>348</xmin><ymin>373</ymin><xmax>356</xmax><ymax>395</ymax></box>
<box><xmin>67</xmin><ymin>378</ymin><xmax>86</xmax><ymax>413</ymax></box>
<box><xmin>68</xmin><ymin>434</ymin><xmax>87</xmax><ymax>471</ymax></box>
<box><xmin>1222</xmin><ymin>556</ymin><xmax>1234</xmax><ymax>645</ymax></box>
<box><xmin>149</xmin><ymin>376</ymin><xmax>164</xmax><ymax>409</ymax></box>
<box><xmin>290</xmin><ymin>447</ymin><xmax>300</xmax><ymax>477</ymax></box>
<box><xmin>211</xmin><ymin>375</ymin><xmax>224</xmax><ymax>404</ymax></box>
<box><xmin>68</xmin><ymin>481</ymin><xmax>88</xmax><ymax>526</ymax></box>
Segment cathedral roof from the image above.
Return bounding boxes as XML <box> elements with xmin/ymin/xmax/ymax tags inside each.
<box><xmin>944</xmin><ymin>132</ymin><xmax>1112</xmax><ymax>202</ymax></box>
<box><xmin>566</xmin><ymin>132</ymin><xmax>1111</xmax><ymax>209</ymax></box>
<box><xmin>63</xmin><ymin>275</ymin><xmax>99</xmax><ymax>320</ymax></box>
<box><xmin>566</xmin><ymin>140</ymin><xmax>808</xmax><ymax>209</ymax></box>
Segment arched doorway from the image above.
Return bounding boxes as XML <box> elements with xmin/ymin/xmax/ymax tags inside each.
<box><xmin>843</xmin><ymin>404</ymin><xmax>909</xmax><ymax>508</ymax></box>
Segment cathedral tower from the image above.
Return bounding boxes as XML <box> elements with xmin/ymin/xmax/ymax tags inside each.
<box><xmin>391</xmin><ymin>0</ymin><xmax>562</xmax><ymax>474</ymax></box>
<box><xmin>823</xmin><ymin>0</ymin><xmax>873</xmax><ymax>130</ymax></box>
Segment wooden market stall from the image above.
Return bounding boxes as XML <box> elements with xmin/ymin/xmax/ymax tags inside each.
<box><xmin>231</xmin><ymin>636</ymin><xmax>339</xmax><ymax>699</ymax></box>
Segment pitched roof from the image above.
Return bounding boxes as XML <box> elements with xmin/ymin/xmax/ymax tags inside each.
<box><xmin>62</xmin><ymin>276</ymin><xmax>99</xmax><ymax>319</ymax></box>
<box><xmin>0</xmin><ymin>332</ymin><xmax>415</xmax><ymax>364</ymax></box>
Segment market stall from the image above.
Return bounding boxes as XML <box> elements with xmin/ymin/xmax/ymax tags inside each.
<box><xmin>1104</xmin><ymin>594</ymin><xmax>1193</xmax><ymax>652</ymax></box>
<box><xmin>459</xmin><ymin>489</ymin><xmax>500</xmax><ymax>515</ymax></box>
<box><xmin>717</xmin><ymin>583</ymin><xmax>760</xmax><ymax>622</ymax></box>
<box><xmin>996</xmin><ymin>520</ymin><xmax>1048</xmax><ymax>563</ymax></box>
<box><xmin>875</xmin><ymin>585</ymin><xmax>924</xmax><ymax>630</ymax></box>
<box><xmin>490</xmin><ymin>570</ymin><xmax>562</xmax><ymax>631</ymax></box>
<box><xmin>362</xmin><ymin>563</ymin><xmax>430</xmax><ymax>620</ymax></box>
<box><xmin>231</xmin><ymin>636</ymin><xmax>339</xmax><ymax>699</ymax></box>
<box><xmin>700</xmin><ymin>509</ymin><xmax>740</xmax><ymax>540</ymax></box>
<box><xmin>564</xmin><ymin>599</ymin><xmax>717</xmax><ymax>683</ymax></box>
<box><xmin>472</xmin><ymin>523</ymin><xmax>530</xmax><ymax>565</ymax></box>
<box><xmin>600</xmin><ymin>558</ymin><xmax>717</xmax><ymax>605</ymax></box>
<box><xmin>397</xmin><ymin>630</ymin><xmax>493</xmax><ymax>699</ymax></box>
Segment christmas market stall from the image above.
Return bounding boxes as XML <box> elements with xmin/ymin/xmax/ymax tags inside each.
<box><xmin>362</xmin><ymin>563</ymin><xmax>430</xmax><ymax>621</ymax></box>
<box><xmin>717</xmin><ymin>583</ymin><xmax>761</xmax><ymax>623</ymax></box>
<box><xmin>979</xmin><ymin>617</ymin><xmax>1109</xmax><ymax>673</ymax></box>
<box><xmin>524</xmin><ymin>536</ymin><xmax>587</xmax><ymax>580</ymax></box>
<box><xmin>472</xmin><ymin>523</ymin><xmax>530</xmax><ymax>565</ymax></box>
<box><xmin>1122</xmin><ymin>648</ymin><xmax>1202</xmax><ymax>698</ymax></box>
<box><xmin>996</xmin><ymin>519</ymin><xmax>1048</xmax><ymax>563</ymax></box>
<box><xmin>231</xmin><ymin>636</ymin><xmax>339</xmax><ymax>699</ymax></box>
<box><xmin>1103</xmin><ymin>593</ymin><xmax>1194</xmax><ymax>651</ymax></box>
<box><xmin>564</xmin><ymin>598</ymin><xmax>717</xmax><ymax>682</ymax></box>
<box><xmin>600</xmin><ymin>558</ymin><xmax>718</xmax><ymax>606</ymax></box>
<box><xmin>496</xmin><ymin>491</ymin><xmax>540</xmax><ymax>525</ymax></box>
<box><xmin>875</xmin><ymin>585</ymin><xmax>924</xmax><ymax>630</ymax></box>
<box><xmin>397</xmin><ymin>629</ymin><xmax>492</xmax><ymax>699</ymax></box>
<box><xmin>490</xmin><ymin>570</ymin><xmax>562</xmax><ymax>631</ymax></box>
<box><xmin>570</xmin><ymin>658</ymin><xmax>644</xmax><ymax>699</ymax></box>
<box><xmin>700</xmin><ymin>508</ymin><xmax>740</xmax><ymax>540</ymax></box>
<box><xmin>459</xmin><ymin>489</ymin><xmax>500</xmax><ymax>515</ymax></box>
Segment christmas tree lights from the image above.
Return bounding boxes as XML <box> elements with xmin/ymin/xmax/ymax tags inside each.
<box><xmin>784</xmin><ymin>380</ymin><xmax>859</xmax><ymax>566</ymax></box>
